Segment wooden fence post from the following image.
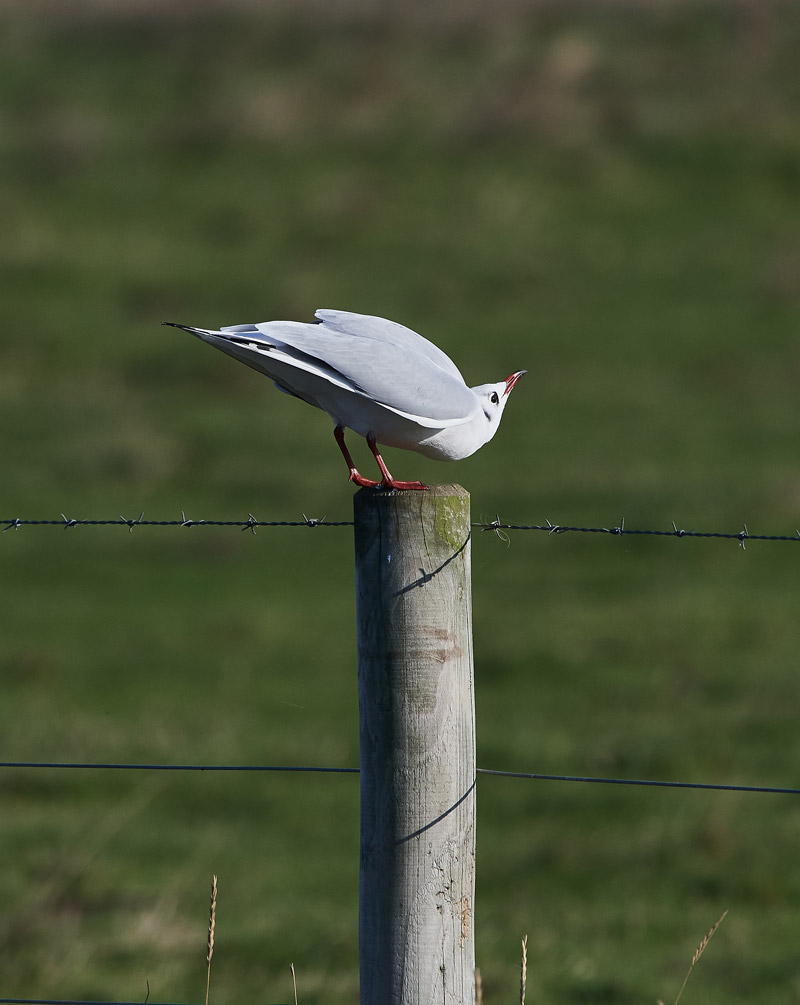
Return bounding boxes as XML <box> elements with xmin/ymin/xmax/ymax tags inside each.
<box><xmin>354</xmin><ymin>483</ymin><xmax>476</xmax><ymax>1005</ymax></box>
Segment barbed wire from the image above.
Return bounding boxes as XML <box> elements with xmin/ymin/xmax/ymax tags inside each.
<box><xmin>0</xmin><ymin>512</ymin><xmax>347</xmax><ymax>533</ymax></box>
<box><xmin>1</xmin><ymin>761</ymin><xmax>797</xmax><ymax>796</ymax></box>
<box><xmin>2</xmin><ymin>512</ymin><xmax>800</xmax><ymax>547</ymax></box>
<box><xmin>479</xmin><ymin>516</ymin><xmax>800</xmax><ymax>547</ymax></box>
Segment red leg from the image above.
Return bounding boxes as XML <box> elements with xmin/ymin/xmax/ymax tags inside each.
<box><xmin>367</xmin><ymin>435</ymin><xmax>428</xmax><ymax>491</ymax></box>
<box><xmin>333</xmin><ymin>426</ymin><xmax>428</xmax><ymax>490</ymax></box>
<box><xmin>334</xmin><ymin>425</ymin><xmax>381</xmax><ymax>487</ymax></box>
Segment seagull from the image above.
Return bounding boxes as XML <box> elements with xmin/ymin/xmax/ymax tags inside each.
<box><xmin>164</xmin><ymin>309</ymin><xmax>525</xmax><ymax>490</ymax></box>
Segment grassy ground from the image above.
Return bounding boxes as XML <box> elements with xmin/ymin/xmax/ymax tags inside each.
<box><xmin>2</xmin><ymin>2</ymin><xmax>800</xmax><ymax>1002</ymax></box>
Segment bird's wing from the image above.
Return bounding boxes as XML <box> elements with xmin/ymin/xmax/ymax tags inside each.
<box><xmin>233</xmin><ymin>312</ymin><xmax>478</xmax><ymax>424</ymax></box>
<box><xmin>313</xmin><ymin>310</ymin><xmax>466</xmax><ymax>382</ymax></box>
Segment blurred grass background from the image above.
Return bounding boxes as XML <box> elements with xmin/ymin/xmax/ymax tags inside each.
<box><xmin>1</xmin><ymin>0</ymin><xmax>800</xmax><ymax>1002</ymax></box>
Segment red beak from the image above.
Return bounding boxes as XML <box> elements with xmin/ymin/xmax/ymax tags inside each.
<box><xmin>504</xmin><ymin>370</ymin><xmax>527</xmax><ymax>395</ymax></box>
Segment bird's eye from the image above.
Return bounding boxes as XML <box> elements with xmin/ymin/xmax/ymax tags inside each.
<box><xmin>490</xmin><ymin>391</ymin><xmax>499</xmax><ymax>405</ymax></box>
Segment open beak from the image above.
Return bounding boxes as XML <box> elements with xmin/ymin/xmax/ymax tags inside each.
<box><xmin>504</xmin><ymin>370</ymin><xmax>527</xmax><ymax>395</ymax></box>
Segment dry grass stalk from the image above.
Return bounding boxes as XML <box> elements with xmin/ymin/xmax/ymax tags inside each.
<box><xmin>474</xmin><ymin>965</ymin><xmax>482</xmax><ymax>1005</ymax></box>
<box><xmin>520</xmin><ymin>934</ymin><xmax>528</xmax><ymax>1005</ymax></box>
<box><xmin>205</xmin><ymin>875</ymin><xmax>218</xmax><ymax>1005</ymax></box>
<box><xmin>290</xmin><ymin>962</ymin><xmax>298</xmax><ymax>1005</ymax></box>
<box><xmin>673</xmin><ymin>910</ymin><xmax>728</xmax><ymax>1005</ymax></box>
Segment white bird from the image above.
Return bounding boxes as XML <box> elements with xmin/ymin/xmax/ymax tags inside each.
<box><xmin>164</xmin><ymin>309</ymin><xmax>525</xmax><ymax>490</ymax></box>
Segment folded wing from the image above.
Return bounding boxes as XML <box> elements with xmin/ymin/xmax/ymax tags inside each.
<box><xmin>216</xmin><ymin>310</ymin><xmax>477</xmax><ymax>425</ymax></box>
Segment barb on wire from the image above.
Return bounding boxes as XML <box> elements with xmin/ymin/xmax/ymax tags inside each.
<box><xmin>481</xmin><ymin>514</ymin><xmax>510</xmax><ymax>545</ymax></box>
<box><xmin>120</xmin><ymin>513</ymin><xmax>145</xmax><ymax>534</ymax></box>
<box><xmin>302</xmin><ymin>513</ymin><xmax>326</xmax><ymax>527</ymax></box>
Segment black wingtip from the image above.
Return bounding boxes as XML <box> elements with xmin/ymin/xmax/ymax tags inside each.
<box><xmin>162</xmin><ymin>321</ymin><xmax>202</xmax><ymax>336</ymax></box>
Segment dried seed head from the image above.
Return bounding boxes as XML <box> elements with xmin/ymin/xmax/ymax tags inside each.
<box><xmin>206</xmin><ymin>875</ymin><xmax>218</xmax><ymax>965</ymax></box>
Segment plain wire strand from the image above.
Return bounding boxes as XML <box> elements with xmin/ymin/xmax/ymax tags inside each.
<box><xmin>0</xmin><ymin>1000</ymin><xmax>245</xmax><ymax>1005</ymax></box>
<box><xmin>0</xmin><ymin>992</ymin><xmax>296</xmax><ymax>1005</ymax></box>
<box><xmin>475</xmin><ymin>767</ymin><xmax>800</xmax><ymax>795</ymax></box>
<box><xmin>1</xmin><ymin>761</ymin><xmax>797</xmax><ymax>796</ymax></box>
<box><xmin>0</xmin><ymin>761</ymin><xmax>357</xmax><ymax>773</ymax></box>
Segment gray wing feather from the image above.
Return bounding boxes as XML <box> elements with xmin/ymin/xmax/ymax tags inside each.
<box><xmin>313</xmin><ymin>310</ymin><xmax>465</xmax><ymax>382</ymax></box>
<box><xmin>244</xmin><ymin>311</ymin><xmax>475</xmax><ymax>422</ymax></box>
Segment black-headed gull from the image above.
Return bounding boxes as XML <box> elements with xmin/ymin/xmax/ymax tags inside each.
<box><xmin>164</xmin><ymin>309</ymin><xmax>525</xmax><ymax>490</ymax></box>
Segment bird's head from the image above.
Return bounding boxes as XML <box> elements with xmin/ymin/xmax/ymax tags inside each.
<box><xmin>468</xmin><ymin>369</ymin><xmax>527</xmax><ymax>450</ymax></box>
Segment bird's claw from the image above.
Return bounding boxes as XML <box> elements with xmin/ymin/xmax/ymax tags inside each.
<box><xmin>378</xmin><ymin>479</ymin><xmax>429</xmax><ymax>491</ymax></box>
<box><xmin>348</xmin><ymin>470</ymin><xmax>382</xmax><ymax>488</ymax></box>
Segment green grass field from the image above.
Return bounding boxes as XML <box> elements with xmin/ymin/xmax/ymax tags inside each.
<box><xmin>2</xmin><ymin>2</ymin><xmax>800</xmax><ymax>1002</ymax></box>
